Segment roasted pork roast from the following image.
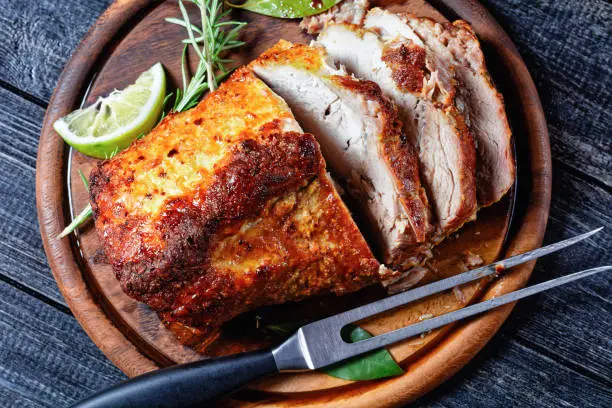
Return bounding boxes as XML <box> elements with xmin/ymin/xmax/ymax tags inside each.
<box><xmin>89</xmin><ymin>68</ymin><xmax>385</xmax><ymax>347</ymax></box>
<box><xmin>318</xmin><ymin>24</ymin><xmax>478</xmax><ymax>240</ymax></box>
<box><xmin>251</xmin><ymin>40</ymin><xmax>432</xmax><ymax>269</ymax></box>
<box><xmin>365</xmin><ymin>8</ymin><xmax>515</xmax><ymax>206</ymax></box>
<box><xmin>90</xmin><ymin>8</ymin><xmax>516</xmax><ymax>348</ymax></box>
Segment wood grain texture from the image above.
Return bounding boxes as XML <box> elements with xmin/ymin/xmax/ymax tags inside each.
<box><xmin>482</xmin><ymin>0</ymin><xmax>612</xmax><ymax>188</ymax></box>
<box><xmin>0</xmin><ymin>0</ymin><xmax>608</xmax><ymax>406</ymax></box>
<box><xmin>0</xmin><ymin>0</ymin><xmax>113</xmax><ymax>104</ymax></box>
<box><xmin>0</xmin><ymin>280</ymin><xmax>124</xmax><ymax>407</ymax></box>
<box><xmin>0</xmin><ymin>87</ymin><xmax>66</xmax><ymax>305</ymax></box>
<box><xmin>412</xmin><ymin>332</ymin><xmax>612</xmax><ymax>408</ymax></box>
<box><xmin>502</xmin><ymin>168</ymin><xmax>612</xmax><ymax>383</ymax></box>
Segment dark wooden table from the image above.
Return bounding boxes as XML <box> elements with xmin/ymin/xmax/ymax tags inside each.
<box><xmin>0</xmin><ymin>0</ymin><xmax>610</xmax><ymax>406</ymax></box>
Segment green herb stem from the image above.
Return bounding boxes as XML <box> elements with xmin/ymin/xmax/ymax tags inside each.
<box><xmin>57</xmin><ymin>204</ymin><xmax>93</xmax><ymax>239</ymax></box>
<box><xmin>78</xmin><ymin>170</ymin><xmax>90</xmax><ymax>192</ymax></box>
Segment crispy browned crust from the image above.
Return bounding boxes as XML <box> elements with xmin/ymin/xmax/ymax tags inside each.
<box><xmin>332</xmin><ymin>75</ymin><xmax>432</xmax><ymax>247</ymax></box>
<box><xmin>90</xmin><ymin>69</ymin><xmax>381</xmax><ymax>344</ymax></box>
<box><xmin>381</xmin><ymin>41</ymin><xmax>427</xmax><ymax>94</ymax></box>
<box><xmin>91</xmin><ymin>129</ymin><xmax>320</xmax><ymax>299</ymax></box>
<box><xmin>156</xmin><ymin>172</ymin><xmax>382</xmax><ymax>343</ymax></box>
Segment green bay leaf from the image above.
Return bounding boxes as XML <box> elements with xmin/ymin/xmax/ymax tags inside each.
<box><xmin>226</xmin><ymin>0</ymin><xmax>344</xmax><ymax>19</ymax></box>
<box><xmin>323</xmin><ymin>325</ymin><xmax>404</xmax><ymax>381</ymax></box>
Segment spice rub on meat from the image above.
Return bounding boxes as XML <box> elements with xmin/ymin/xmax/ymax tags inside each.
<box><xmin>251</xmin><ymin>40</ymin><xmax>432</xmax><ymax>270</ymax></box>
<box><xmin>89</xmin><ymin>68</ymin><xmax>383</xmax><ymax>346</ymax></box>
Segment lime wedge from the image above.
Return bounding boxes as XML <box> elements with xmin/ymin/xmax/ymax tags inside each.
<box><xmin>54</xmin><ymin>63</ymin><xmax>166</xmax><ymax>159</ymax></box>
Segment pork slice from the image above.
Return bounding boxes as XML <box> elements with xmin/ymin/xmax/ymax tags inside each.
<box><xmin>300</xmin><ymin>0</ymin><xmax>370</xmax><ymax>34</ymax></box>
<box><xmin>318</xmin><ymin>24</ymin><xmax>477</xmax><ymax>239</ymax></box>
<box><xmin>365</xmin><ymin>8</ymin><xmax>515</xmax><ymax>206</ymax></box>
<box><xmin>251</xmin><ymin>40</ymin><xmax>432</xmax><ymax>268</ymax></box>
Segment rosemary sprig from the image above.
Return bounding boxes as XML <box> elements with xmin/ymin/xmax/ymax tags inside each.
<box><xmin>167</xmin><ymin>0</ymin><xmax>246</xmax><ymax>113</ymax></box>
<box><xmin>58</xmin><ymin>0</ymin><xmax>245</xmax><ymax>239</ymax></box>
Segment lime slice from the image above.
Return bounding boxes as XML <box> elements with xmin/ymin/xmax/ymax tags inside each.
<box><xmin>54</xmin><ymin>63</ymin><xmax>166</xmax><ymax>159</ymax></box>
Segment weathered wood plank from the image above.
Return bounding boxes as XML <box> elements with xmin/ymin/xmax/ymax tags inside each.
<box><xmin>498</xmin><ymin>166</ymin><xmax>612</xmax><ymax>382</ymax></box>
<box><xmin>2</xmin><ymin>89</ymin><xmax>609</xmax><ymax>404</ymax></box>
<box><xmin>483</xmin><ymin>0</ymin><xmax>612</xmax><ymax>188</ymax></box>
<box><xmin>0</xmin><ymin>280</ymin><xmax>125</xmax><ymax>408</ymax></box>
<box><xmin>413</xmin><ymin>332</ymin><xmax>612</xmax><ymax>408</ymax></box>
<box><xmin>0</xmin><ymin>0</ymin><xmax>112</xmax><ymax>103</ymax></box>
<box><xmin>0</xmin><ymin>388</ymin><xmax>41</xmax><ymax>408</ymax></box>
<box><xmin>0</xmin><ymin>87</ymin><xmax>66</xmax><ymax>305</ymax></box>
<box><xmin>0</xmin><ymin>275</ymin><xmax>609</xmax><ymax>408</ymax></box>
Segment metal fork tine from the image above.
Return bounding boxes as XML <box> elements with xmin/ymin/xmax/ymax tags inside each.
<box><xmin>273</xmin><ymin>229</ymin><xmax>604</xmax><ymax>371</ymax></box>
<box><xmin>310</xmin><ymin>227</ymin><xmax>602</xmax><ymax>329</ymax></box>
<box><xmin>333</xmin><ymin>265</ymin><xmax>611</xmax><ymax>364</ymax></box>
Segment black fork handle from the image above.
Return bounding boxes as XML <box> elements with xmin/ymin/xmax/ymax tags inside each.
<box><xmin>71</xmin><ymin>348</ymin><xmax>278</xmax><ymax>408</ymax></box>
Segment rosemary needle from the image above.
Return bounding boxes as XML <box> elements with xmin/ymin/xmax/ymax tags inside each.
<box><xmin>78</xmin><ymin>170</ymin><xmax>90</xmax><ymax>192</ymax></box>
<box><xmin>58</xmin><ymin>204</ymin><xmax>93</xmax><ymax>239</ymax></box>
<box><xmin>168</xmin><ymin>0</ymin><xmax>246</xmax><ymax>112</ymax></box>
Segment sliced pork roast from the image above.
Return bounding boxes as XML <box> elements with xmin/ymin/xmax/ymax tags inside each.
<box><xmin>365</xmin><ymin>8</ymin><xmax>515</xmax><ymax>206</ymax></box>
<box><xmin>89</xmin><ymin>68</ymin><xmax>385</xmax><ymax>347</ymax></box>
<box><xmin>251</xmin><ymin>40</ymin><xmax>432</xmax><ymax>269</ymax></box>
<box><xmin>317</xmin><ymin>24</ymin><xmax>477</xmax><ymax>241</ymax></box>
<box><xmin>300</xmin><ymin>0</ymin><xmax>370</xmax><ymax>34</ymax></box>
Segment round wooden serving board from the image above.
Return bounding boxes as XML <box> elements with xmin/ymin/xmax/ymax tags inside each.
<box><xmin>36</xmin><ymin>0</ymin><xmax>551</xmax><ymax>406</ymax></box>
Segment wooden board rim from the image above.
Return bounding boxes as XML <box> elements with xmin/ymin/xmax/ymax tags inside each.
<box><xmin>36</xmin><ymin>0</ymin><xmax>552</xmax><ymax>405</ymax></box>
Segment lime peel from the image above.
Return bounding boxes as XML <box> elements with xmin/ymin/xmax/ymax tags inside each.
<box><xmin>53</xmin><ymin>63</ymin><xmax>166</xmax><ymax>159</ymax></box>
